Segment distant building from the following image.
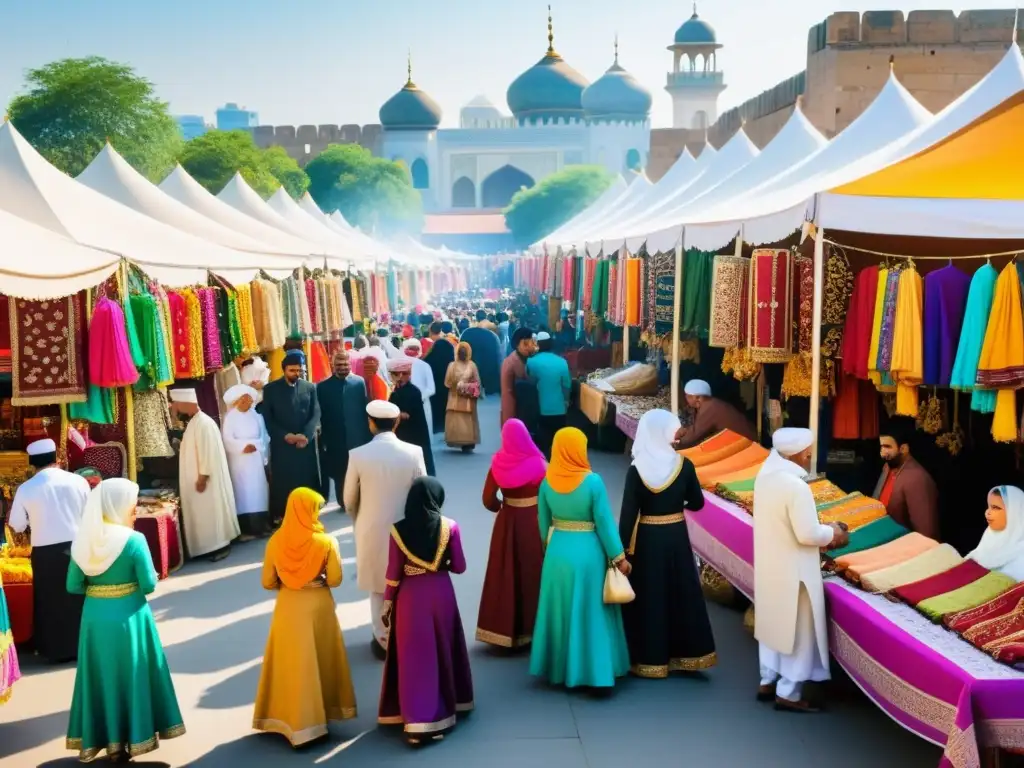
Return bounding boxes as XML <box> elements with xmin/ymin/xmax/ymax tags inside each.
<box><xmin>216</xmin><ymin>103</ymin><xmax>259</xmax><ymax>131</ymax></box>
<box><xmin>175</xmin><ymin>115</ymin><xmax>208</xmax><ymax>140</ymax></box>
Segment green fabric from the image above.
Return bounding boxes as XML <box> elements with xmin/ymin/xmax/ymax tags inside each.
<box><xmin>826</xmin><ymin>515</ymin><xmax>908</xmax><ymax>559</ymax></box>
<box><xmin>682</xmin><ymin>249</ymin><xmax>714</xmax><ymax>340</ymax></box>
<box><xmin>65</xmin><ymin>535</ymin><xmax>184</xmax><ymax>757</ymax></box>
<box><xmin>69</xmin><ymin>385</ymin><xmax>115</xmax><ymax>424</ymax></box>
<box><xmin>121</xmin><ymin>293</ymin><xmax>145</xmax><ymax>370</ymax></box>
<box><xmin>530</xmin><ymin>473</ymin><xmax>630</xmax><ymax>688</ymax></box>
<box><xmin>720</xmin><ymin>477</ymin><xmax>756</xmax><ymax>493</ymax></box>
<box><xmin>917</xmin><ymin>572</ymin><xmax>1017</xmax><ymax>623</ymax></box>
<box><xmin>226</xmin><ymin>291</ymin><xmax>244</xmax><ymax>358</ymax></box>
<box><xmin>150</xmin><ymin>298</ymin><xmax>172</xmax><ymax>386</ymax></box>
<box><xmin>130</xmin><ymin>294</ymin><xmax>158</xmax><ymax>390</ymax></box>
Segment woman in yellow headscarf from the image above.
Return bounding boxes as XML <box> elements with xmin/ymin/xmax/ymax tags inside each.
<box><xmin>529</xmin><ymin>428</ymin><xmax>631</xmax><ymax>689</ymax></box>
<box><xmin>252</xmin><ymin>487</ymin><xmax>356</xmax><ymax>746</ymax></box>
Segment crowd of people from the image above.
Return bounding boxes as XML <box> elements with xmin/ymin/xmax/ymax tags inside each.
<box><xmin>11</xmin><ymin>291</ymin><xmax>1018</xmax><ymax>762</ymax></box>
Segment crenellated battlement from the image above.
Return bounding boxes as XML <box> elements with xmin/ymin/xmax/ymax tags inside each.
<box><xmin>246</xmin><ymin>123</ymin><xmax>382</xmax><ymax>165</ymax></box>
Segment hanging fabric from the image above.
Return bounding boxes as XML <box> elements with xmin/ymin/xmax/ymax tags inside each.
<box><xmin>748</xmin><ymin>249</ymin><xmax>795</xmax><ymax>364</ymax></box>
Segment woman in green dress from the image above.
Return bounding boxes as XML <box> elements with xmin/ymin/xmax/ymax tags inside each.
<box><xmin>529</xmin><ymin>427</ymin><xmax>631</xmax><ymax>689</ymax></box>
<box><xmin>66</xmin><ymin>478</ymin><xmax>185</xmax><ymax>762</ymax></box>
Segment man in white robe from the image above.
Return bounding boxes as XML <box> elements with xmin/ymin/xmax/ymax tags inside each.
<box><xmin>343</xmin><ymin>400</ymin><xmax>426</xmax><ymax>658</ymax></box>
<box><xmin>221</xmin><ymin>384</ymin><xmax>270</xmax><ymax>540</ymax></box>
<box><xmin>753</xmin><ymin>427</ymin><xmax>848</xmax><ymax>713</ymax></box>
<box><xmin>402</xmin><ymin>338</ymin><xmax>435</xmax><ymax>433</ymax></box>
<box><xmin>171</xmin><ymin>389</ymin><xmax>240</xmax><ymax>562</ymax></box>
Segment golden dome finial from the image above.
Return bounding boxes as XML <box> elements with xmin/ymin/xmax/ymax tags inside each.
<box><xmin>405</xmin><ymin>49</ymin><xmax>415</xmax><ymax>88</ymax></box>
<box><xmin>547</xmin><ymin>5</ymin><xmax>557</xmax><ymax>56</ymax></box>
<box><xmin>614</xmin><ymin>33</ymin><xmax>619</xmax><ymax>64</ymax></box>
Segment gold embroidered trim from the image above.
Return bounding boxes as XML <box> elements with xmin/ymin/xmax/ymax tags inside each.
<box><xmin>456</xmin><ymin>701</ymin><xmax>474</xmax><ymax>713</ymax></box>
<box><xmin>503</xmin><ymin>496</ymin><xmax>538</xmax><ymax>508</ymax></box>
<box><xmin>385</xmin><ymin>578</ymin><xmax>400</xmax><ymax>588</ymax></box>
<box><xmin>640</xmin><ymin>460</ymin><xmax>684</xmax><ymax>493</ymax></box>
<box><xmin>551</xmin><ymin>519</ymin><xmax>596</xmax><ymax>532</ymax></box>
<box><xmin>610</xmin><ymin>553</ymin><xmax>626</xmax><ymax>566</ymax></box>
<box><xmin>687</xmin><ymin>520</ymin><xmax>755</xmax><ymax>598</ymax></box>
<box><xmin>641</xmin><ymin>512</ymin><xmax>686</xmax><ymax>525</ymax></box>
<box><xmin>391</xmin><ymin>519</ymin><xmax>451</xmax><ymax>572</ymax></box>
<box><xmin>977</xmin><ymin>718</ymin><xmax>1024</xmax><ymax>751</ymax></box>
<box><xmin>66</xmin><ymin>723</ymin><xmax>185</xmax><ymax>761</ymax></box>
<box><xmin>944</xmin><ymin>722</ymin><xmax>980</xmax><ymax>768</ymax></box>
<box><xmin>403</xmin><ymin>565</ymin><xmax>427</xmax><ymax>576</ymax></box>
<box><xmin>405</xmin><ymin>714</ymin><xmax>456</xmax><ymax>734</ymax></box>
<box><xmin>475</xmin><ymin>628</ymin><xmax>532</xmax><ymax>648</ymax></box>
<box><xmin>631</xmin><ymin>663</ymin><xmax>669</xmax><ymax>678</ymax></box>
<box><xmin>85</xmin><ymin>583</ymin><xmax>138</xmax><ymax>598</ymax></box>
<box><xmin>253</xmin><ymin>711</ymin><xmax>356</xmax><ymax>746</ymax></box>
<box><xmin>670</xmin><ymin>652</ymin><xmax>717</xmax><ymax>671</ymax></box>
<box><xmin>378</xmin><ymin>715</ymin><xmax>405</xmax><ymax>725</ymax></box>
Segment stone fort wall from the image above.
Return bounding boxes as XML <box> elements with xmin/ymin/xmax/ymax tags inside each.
<box><xmin>648</xmin><ymin>8</ymin><xmax>1023</xmax><ymax>180</ymax></box>
<box><xmin>247</xmin><ymin>123</ymin><xmax>383</xmax><ymax>166</ymax></box>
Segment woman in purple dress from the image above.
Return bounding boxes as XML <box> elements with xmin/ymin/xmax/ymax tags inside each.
<box><xmin>378</xmin><ymin>477</ymin><xmax>474</xmax><ymax>744</ymax></box>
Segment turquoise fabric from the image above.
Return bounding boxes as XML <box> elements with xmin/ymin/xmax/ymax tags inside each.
<box><xmin>527</xmin><ymin>351</ymin><xmax>572</xmax><ymax>416</ymax></box>
<box><xmin>529</xmin><ymin>473</ymin><xmax>630</xmax><ymax>688</ymax></box>
<box><xmin>69</xmin><ymin>385</ymin><xmax>114</xmax><ymax>424</ymax></box>
<box><xmin>950</xmin><ymin>263</ymin><xmax>998</xmax><ymax>413</ymax></box>
<box><xmin>66</xmin><ymin>534</ymin><xmax>184</xmax><ymax>760</ymax></box>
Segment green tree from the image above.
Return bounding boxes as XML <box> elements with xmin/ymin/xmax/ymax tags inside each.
<box><xmin>6</xmin><ymin>56</ymin><xmax>181</xmax><ymax>181</ymax></box>
<box><xmin>264</xmin><ymin>145</ymin><xmax>310</xmax><ymax>198</ymax></box>
<box><xmin>504</xmin><ymin>165</ymin><xmax>615</xmax><ymax>247</ymax></box>
<box><xmin>178</xmin><ymin>129</ymin><xmax>280</xmax><ymax>197</ymax></box>
<box><xmin>305</xmin><ymin>144</ymin><xmax>422</xmax><ymax>236</ymax></box>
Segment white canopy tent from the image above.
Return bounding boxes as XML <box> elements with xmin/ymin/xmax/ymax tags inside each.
<box><xmin>553</xmin><ymin>172</ymin><xmax>653</xmax><ymax>254</ymax></box>
<box><xmin>265</xmin><ymin>187</ymin><xmax>376</xmax><ymax>268</ymax></box>
<box><xmin>530</xmin><ymin>173</ymin><xmax>628</xmax><ymax>254</ymax></box>
<box><xmin>78</xmin><ymin>145</ymin><xmax>308</xmax><ymax>275</ymax></box>
<box><xmin>0</xmin><ymin>208</ymin><xmax>122</xmax><ymax>298</ymax></box>
<box><xmin>159</xmin><ymin>165</ymin><xmax>330</xmax><ymax>257</ymax></box>
<box><xmin>328</xmin><ymin>210</ymin><xmax>356</xmax><ymax>232</ymax></box>
<box><xmin>292</xmin><ymin>191</ymin><xmax>414</xmax><ymax>267</ymax></box>
<box><xmin>0</xmin><ymin>122</ymin><xmax>271</xmax><ymax>287</ymax></box>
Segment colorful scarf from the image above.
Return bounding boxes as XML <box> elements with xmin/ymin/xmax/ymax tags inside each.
<box><xmin>271</xmin><ymin>487</ymin><xmax>334</xmax><ymax>590</ymax></box>
<box><xmin>545</xmin><ymin>427</ymin><xmax>591</xmax><ymax>494</ymax></box>
<box><xmin>491</xmin><ymin>418</ymin><xmax>547</xmax><ymax>489</ymax></box>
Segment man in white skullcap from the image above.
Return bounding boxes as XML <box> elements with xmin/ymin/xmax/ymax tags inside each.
<box><xmin>8</xmin><ymin>438</ymin><xmax>89</xmax><ymax>662</ymax></box>
<box><xmin>673</xmin><ymin>378</ymin><xmax>757</xmax><ymax>449</ymax></box>
<box><xmin>343</xmin><ymin>400</ymin><xmax>427</xmax><ymax>657</ymax></box>
<box><xmin>170</xmin><ymin>389</ymin><xmax>239</xmax><ymax>562</ymax></box>
<box><xmin>753</xmin><ymin>428</ymin><xmax>848</xmax><ymax>713</ymax></box>
<box><xmin>527</xmin><ymin>330</ymin><xmax>571</xmax><ymax>458</ymax></box>
<box><xmin>402</xmin><ymin>337</ymin><xmax>436</xmax><ymax>433</ymax></box>
<box><xmin>221</xmin><ymin>384</ymin><xmax>270</xmax><ymax>540</ymax></box>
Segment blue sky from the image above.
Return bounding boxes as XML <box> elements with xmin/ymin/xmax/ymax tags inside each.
<box><xmin>0</xmin><ymin>1</ymin><xmax>1010</xmax><ymax>129</ymax></box>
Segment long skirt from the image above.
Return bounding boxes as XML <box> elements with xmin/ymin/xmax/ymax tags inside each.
<box><xmin>66</xmin><ymin>591</ymin><xmax>184</xmax><ymax>761</ymax></box>
<box><xmin>379</xmin><ymin>571</ymin><xmax>474</xmax><ymax>734</ymax></box>
<box><xmin>0</xmin><ymin>580</ymin><xmax>21</xmax><ymax>704</ymax></box>
<box><xmin>622</xmin><ymin>520</ymin><xmax>717</xmax><ymax>678</ymax></box>
<box><xmin>253</xmin><ymin>586</ymin><xmax>356</xmax><ymax>746</ymax></box>
<box><xmin>31</xmin><ymin>543</ymin><xmax>84</xmax><ymax>663</ymax></box>
<box><xmin>476</xmin><ymin>504</ymin><xmax>544</xmax><ymax>649</ymax></box>
<box><xmin>445</xmin><ymin>405</ymin><xmax>480</xmax><ymax>447</ymax></box>
<box><xmin>529</xmin><ymin>530</ymin><xmax>630</xmax><ymax>688</ymax></box>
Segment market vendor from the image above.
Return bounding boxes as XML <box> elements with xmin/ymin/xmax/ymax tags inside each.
<box><xmin>673</xmin><ymin>379</ymin><xmax>757</xmax><ymax>449</ymax></box>
<box><xmin>874</xmin><ymin>418</ymin><xmax>940</xmax><ymax>540</ymax></box>
<box><xmin>8</xmin><ymin>438</ymin><xmax>90</xmax><ymax>663</ymax></box>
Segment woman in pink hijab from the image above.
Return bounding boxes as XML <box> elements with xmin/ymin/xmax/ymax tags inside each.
<box><xmin>476</xmin><ymin>419</ymin><xmax>547</xmax><ymax>650</ymax></box>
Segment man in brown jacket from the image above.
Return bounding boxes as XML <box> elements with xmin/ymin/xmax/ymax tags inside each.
<box><xmin>874</xmin><ymin>418</ymin><xmax>940</xmax><ymax>540</ymax></box>
<box><xmin>673</xmin><ymin>379</ymin><xmax>758</xmax><ymax>449</ymax></box>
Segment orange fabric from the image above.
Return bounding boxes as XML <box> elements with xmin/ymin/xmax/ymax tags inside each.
<box><xmin>310</xmin><ymin>341</ymin><xmax>331</xmax><ymax>383</ymax></box>
<box><xmin>706</xmin><ymin>464</ymin><xmax>762</xmax><ymax>487</ymax></box>
<box><xmin>546</xmin><ymin>427</ymin><xmax>591</xmax><ymax>494</ymax></box>
<box><xmin>891</xmin><ymin>268</ymin><xmax>923</xmax><ymax>417</ymax></box>
<box><xmin>835</xmin><ymin>532</ymin><xmax>939</xmax><ymax>580</ymax></box>
<box><xmin>625</xmin><ymin>258</ymin><xmax>641</xmax><ymax>327</ymax></box>
<box><xmin>680</xmin><ymin>429</ymin><xmax>752</xmax><ymax>468</ymax></box>
<box><xmin>270</xmin><ymin>487</ymin><xmax>334</xmax><ymax>590</ymax></box>
<box><xmin>695</xmin><ymin>444</ymin><xmax>770</xmax><ymax>487</ymax></box>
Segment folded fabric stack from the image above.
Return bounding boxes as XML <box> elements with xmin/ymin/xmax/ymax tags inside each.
<box><xmin>833</xmin><ymin>533</ymin><xmax>939</xmax><ymax>583</ymax></box>
<box><xmin>860</xmin><ymin>544</ymin><xmax>964</xmax><ymax>593</ymax></box>
<box><xmin>815</xmin><ymin>492</ymin><xmax>887</xmax><ymax>532</ymax></box>
<box><xmin>682</xmin><ymin>430</ymin><xmax>754</xmax><ymax>468</ymax></box>
<box><xmin>808</xmin><ymin>478</ymin><xmax>848</xmax><ymax>505</ymax></box>
<box><xmin>695</xmin><ymin>444</ymin><xmax>771</xmax><ymax>488</ymax></box>
<box><xmin>714</xmin><ymin>476</ymin><xmax>854</xmax><ymax>517</ymax></box>
<box><xmin>943</xmin><ymin>582</ymin><xmax>1024</xmax><ymax>667</ymax></box>
<box><xmin>892</xmin><ymin>558</ymin><xmax>1018</xmax><ymax>623</ymax></box>
<box><xmin>714</xmin><ymin>476</ymin><xmax>755</xmax><ymax>512</ymax></box>
<box><xmin>826</xmin><ymin>516</ymin><xmax>909</xmax><ymax>559</ymax></box>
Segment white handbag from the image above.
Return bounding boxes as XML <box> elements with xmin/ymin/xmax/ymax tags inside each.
<box><xmin>603</xmin><ymin>565</ymin><xmax>636</xmax><ymax>604</ymax></box>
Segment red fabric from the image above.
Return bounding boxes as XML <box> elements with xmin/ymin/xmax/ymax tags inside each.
<box><xmin>879</xmin><ymin>470</ymin><xmax>898</xmax><ymax>510</ymax></box>
<box><xmin>946</xmin><ymin>582</ymin><xmax>1024</xmax><ymax>632</ymax></box>
<box><xmin>893</xmin><ymin>559</ymin><xmax>990</xmax><ymax>606</ymax></box>
<box><xmin>841</xmin><ymin>265</ymin><xmax>880</xmax><ymax>380</ymax></box>
<box><xmin>134</xmin><ymin>508</ymin><xmax>183</xmax><ymax>579</ymax></box>
<box><xmin>166</xmin><ymin>291</ymin><xmax>192</xmax><ymax>379</ymax></box>
<box><xmin>365</xmin><ymin>372</ymin><xmax>389</xmax><ymax>402</ymax></box>
<box><xmin>4</xmin><ymin>581</ymin><xmax>33</xmax><ymax>644</ymax></box>
<box><xmin>749</xmin><ymin>249</ymin><xmax>793</xmax><ymax>362</ymax></box>
<box><xmin>833</xmin><ymin>373</ymin><xmax>881</xmax><ymax>439</ymax></box>
<box><xmin>310</xmin><ymin>342</ymin><xmax>331</xmax><ymax>383</ymax></box>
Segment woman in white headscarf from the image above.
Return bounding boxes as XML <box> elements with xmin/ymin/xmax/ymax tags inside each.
<box><xmin>66</xmin><ymin>478</ymin><xmax>185</xmax><ymax>762</ymax></box>
<box><xmin>617</xmin><ymin>409</ymin><xmax>716</xmax><ymax>679</ymax></box>
<box><xmin>968</xmin><ymin>485</ymin><xmax>1024</xmax><ymax>580</ymax></box>
<box><xmin>222</xmin><ymin>384</ymin><xmax>271</xmax><ymax>540</ymax></box>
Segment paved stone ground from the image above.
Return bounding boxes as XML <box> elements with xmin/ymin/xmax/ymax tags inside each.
<box><xmin>0</xmin><ymin>396</ymin><xmax>941</xmax><ymax>767</ymax></box>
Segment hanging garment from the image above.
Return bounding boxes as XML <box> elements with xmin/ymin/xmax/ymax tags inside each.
<box><xmin>890</xmin><ymin>268</ymin><xmax>923</xmax><ymax>417</ymax></box>
<box><xmin>748</xmin><ymin>249</ymin><xmax>794</xmax><ymax>364</ymax></box>
<box><xmin>874</xmin><ymin>268</ymin><xmax>901</xmax><ymax>392</ymax></box>
<box><xmin>866</xmin><ymin>267</ymin><xmax>888</xmax><ymax>388</ymax></box>
<box><xmin>87</xmin><ymin>296</ymin><xmax>138</xmax><ymax>390</ymax></box>
<box><xmin>923</xmin><ymin>265</ymin><xmax>971</xmax><ymax>387</ymax></box>
<box><xmin>709</xmin><ymin>256</ymin><xmax>748</xmax><ymax>349</ymax></box>
<box><xmin>977</xmin><ymin>263</ymin><xmax>1024</xmax><ymax>443</ymax></box>
<box><xmin>682</xmin><ymin>249</ymin><xmax>714</xmax><ymax>340</ymax></box>
<box><xmin>821</xmin><ymin>249</ymin><xmax>855</xmax><ymax>370</ymax></box>
<box><xmin>841</xmin><ymin>266</ymin><xmax>879</xmax><ymax>380</ymax></box>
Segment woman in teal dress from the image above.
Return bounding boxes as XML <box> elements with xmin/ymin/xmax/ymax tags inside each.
<box><xmin>66</xmin><ymin>478</ymin><xmax>185</xmax><ymax>762</ymax></box>
<box><xmin>529</xmin><ymin>427</ymin><xmax>631</xmax><ymax>689</ymax></box>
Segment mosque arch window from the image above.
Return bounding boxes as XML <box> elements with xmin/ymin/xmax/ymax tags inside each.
<box><xmin>452</xmin><ymin>176</ymin><xmax>476</xmax><ymax>208</ymax></box>
<box><xmin>625</xmin><ymin>148</ymin><xmax>642</xmax><ymax>172</ymax></box>
<box><xmin>411</xmin><ymin>158</ymin><xmax>429</xmax><ymax>190</ymax></box>
<box><xmin>482</xmin><ymin>165</ymin><xmax>534</xmax><ymax>208</ymax></box>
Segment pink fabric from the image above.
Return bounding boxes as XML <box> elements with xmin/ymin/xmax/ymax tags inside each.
<box><xmin>490</xmin><ymin>418</ymin><xmax>547</xmax><ymax>488</ymax></box>
<box><xmin>88</xmin><ymin>296</ymin><xmax>139</xmax><ymax>387</ymax></box>
<box><xmin>196</xmin><ymin>288</ymin><xmax>222</xmax><ymax>372</ymax></box>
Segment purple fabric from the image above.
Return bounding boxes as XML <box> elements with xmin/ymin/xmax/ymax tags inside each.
<box><xmin>924</xmin><ymin>265</ymin><xmax>972</xmax><ymax>387</ymax></box>
<box><xmin>615</xmin><ymin>411</ymin><xmax>638</xmax><ymax>440</ymax></box>
<box><xmin>685</xmin><ymin>495</ymin><xmax>1024</xmax><ymax>768</ymax></box>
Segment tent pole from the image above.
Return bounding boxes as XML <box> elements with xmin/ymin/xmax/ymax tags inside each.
<box><xmin>809</xmin><ymin>222</ymin><xmax>825</xmax><ymax>476</ymax></box>
<box><xmin>670</xmin><ymin>232</ymin><xmax>685</xmax><ymax>416</ymax></box>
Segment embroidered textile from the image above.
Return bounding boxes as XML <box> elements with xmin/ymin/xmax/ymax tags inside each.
<box><xmin>132</xmin><ymin>388</ymin><xmax>174</xmax><ymax>458</ymax></box>
<box><xmin>682</xmin><ymin>249</ymin><xmax>713</xmax><ymax>340</ymax></box>
<box><xmin>793</xmin><ymin>256</ymin><xmax>813</xmax><ymax>354</ymax></box>
<box><xmin>650</xmin><ymin>252</ymin><xmax>675</xmax><ymax>339</ymax></box>
<box><xmin>947</xmin><ymin>582</ymin><xmax>1024</xmax><ymax>633</ymax></box>
<box><xmin>748</xmin><ymin>249</ymin><xmax>794</xmax><ymax>363</ymax></box>
<box><xmin>710</xmin><ymin>256</ymin><xmax>744</xmax><ymax>342</ymax></box>
<box><xmin>196</xmin><ymin>288</ymin><xmax>222</xmax><ymax>373</ymax></box>
<box><xmin>822</xmin><ymin>249</ymin><xmax>854</xmax><ymax>362</ymax></box>
<box><xmin>12</xmin><ymin>294</ymin><xmax>88</xmax><ymax>405</ymax></box>
<box><xmin>867</xmin><ymin>268</ymin><xmax>889</xmax><ymax>388</ymax></box>
<box><xmin>875</xmin><ymin>268</ymin><xmax>901</xmax><ymax>390</ymax></box>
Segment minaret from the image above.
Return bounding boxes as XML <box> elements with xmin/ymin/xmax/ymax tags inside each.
<box><xmin>665</xmin><ymin>4</ymin><xmax>726</xmax><ymax>130</ymax></box>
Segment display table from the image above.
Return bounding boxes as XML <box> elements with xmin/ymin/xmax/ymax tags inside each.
<box><xmin>578</xmin><ymin>382</ymin><xmax>612</xmax><ymax>425</ymax></box>
<box><xmin>3</xmin><ymin>581</ymin><xmax>32</xmax><ymax>644</ymax></box>
<box><xmin>686</xmin><ymin>493</ymin><xmax>1024</xmax><ymax>767</ymax></box>
<box><xmin>134</xmin><ymin>499</ymin><xmax>183</xmax><ymax>580</ymax></box>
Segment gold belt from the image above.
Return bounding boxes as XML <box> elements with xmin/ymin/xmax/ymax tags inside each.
<box><xmin>551</xmin><ymin>519</ymin><xmax>596</xmax><ymax>532</ymax></box>
<box><xmin>639</xmin><ymin>513</ymin><xmax>686</xmax><ymax>525</ymax></box>
<box><xmin>404</xmin><ymin>564</ymin><xmax>428</xmax><ymax>577</ymax></box>
<box><xmin>503</xmin><ymin>496</ymin><xmax>538</xmax><ymax>508</ymax></box>
<box><xmin>302</xmin><ymin>580</ymin><xmax>327</xmax><ymax>590</ymax></box>
<box><xmin>85</xmin><ymin>583</ymin><xmax>137</xmax><ymax>598</ymax></box>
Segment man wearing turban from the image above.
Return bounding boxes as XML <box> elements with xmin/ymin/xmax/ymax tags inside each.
<box><xmin>673</xmin><ymin>379</ymin><xmax>757</xmax><ymax>449</ymax></box>
<box><xmin>387</xmin><ymin>357</ymin><xmax>436</xmax><ymax>477</ymax></box>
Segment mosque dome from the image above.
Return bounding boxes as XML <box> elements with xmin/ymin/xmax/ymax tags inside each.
<box><xmin>379</xmin><ymin>61</ymin><xmax>443</xmax><ymax>131</ymax></box>
<box><xmin>674</xmin><ymin>8</ymin><xmax>717</xmax><ymax>45</ymax></box>
<box><xmin>506</xmin><ymin>11</ymin><xmax>590</xmax><ymax>123</ymax></box>
<box><xmin>582</xmin><ymin>45</ymin><xmax>652</xmax><ymax>123</ymax></box>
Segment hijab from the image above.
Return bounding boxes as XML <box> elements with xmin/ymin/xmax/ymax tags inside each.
<box><xmin>968</xmin><ymin>485</ymin><xmax>1024</xmax><ymax>579</ymax></box>
<box><xmin>71</xmin><ymin>478</ymin><xmax>139</xmax><ymax>577</ymax></box>
<box><xmin>271</xmin><ymin>487</ymin><xmax>335</xmax><ymax>590</ymax></box>
<box><xmin>631</xmin><ymin>409</ymin><xmax>683</xmax><ymax>489</ymax></box>
<box><xmin>393</xmin><ymin>477</ymin><xmax>447</xmax><ymax>567</ymax></box>
<box><xmin>456</xmin><ymin>341</ymin><xmax>472</xmax><ymax>363</ymax></box>
<box><xmin>546</xmin><ymin>427</ymin><xmax>591</xmax><ymax>494</ymax></box>
<box><xmin>491</xmin><ymin>418</ymin><xmax>547</xmax><ymax>489</ymax></box>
